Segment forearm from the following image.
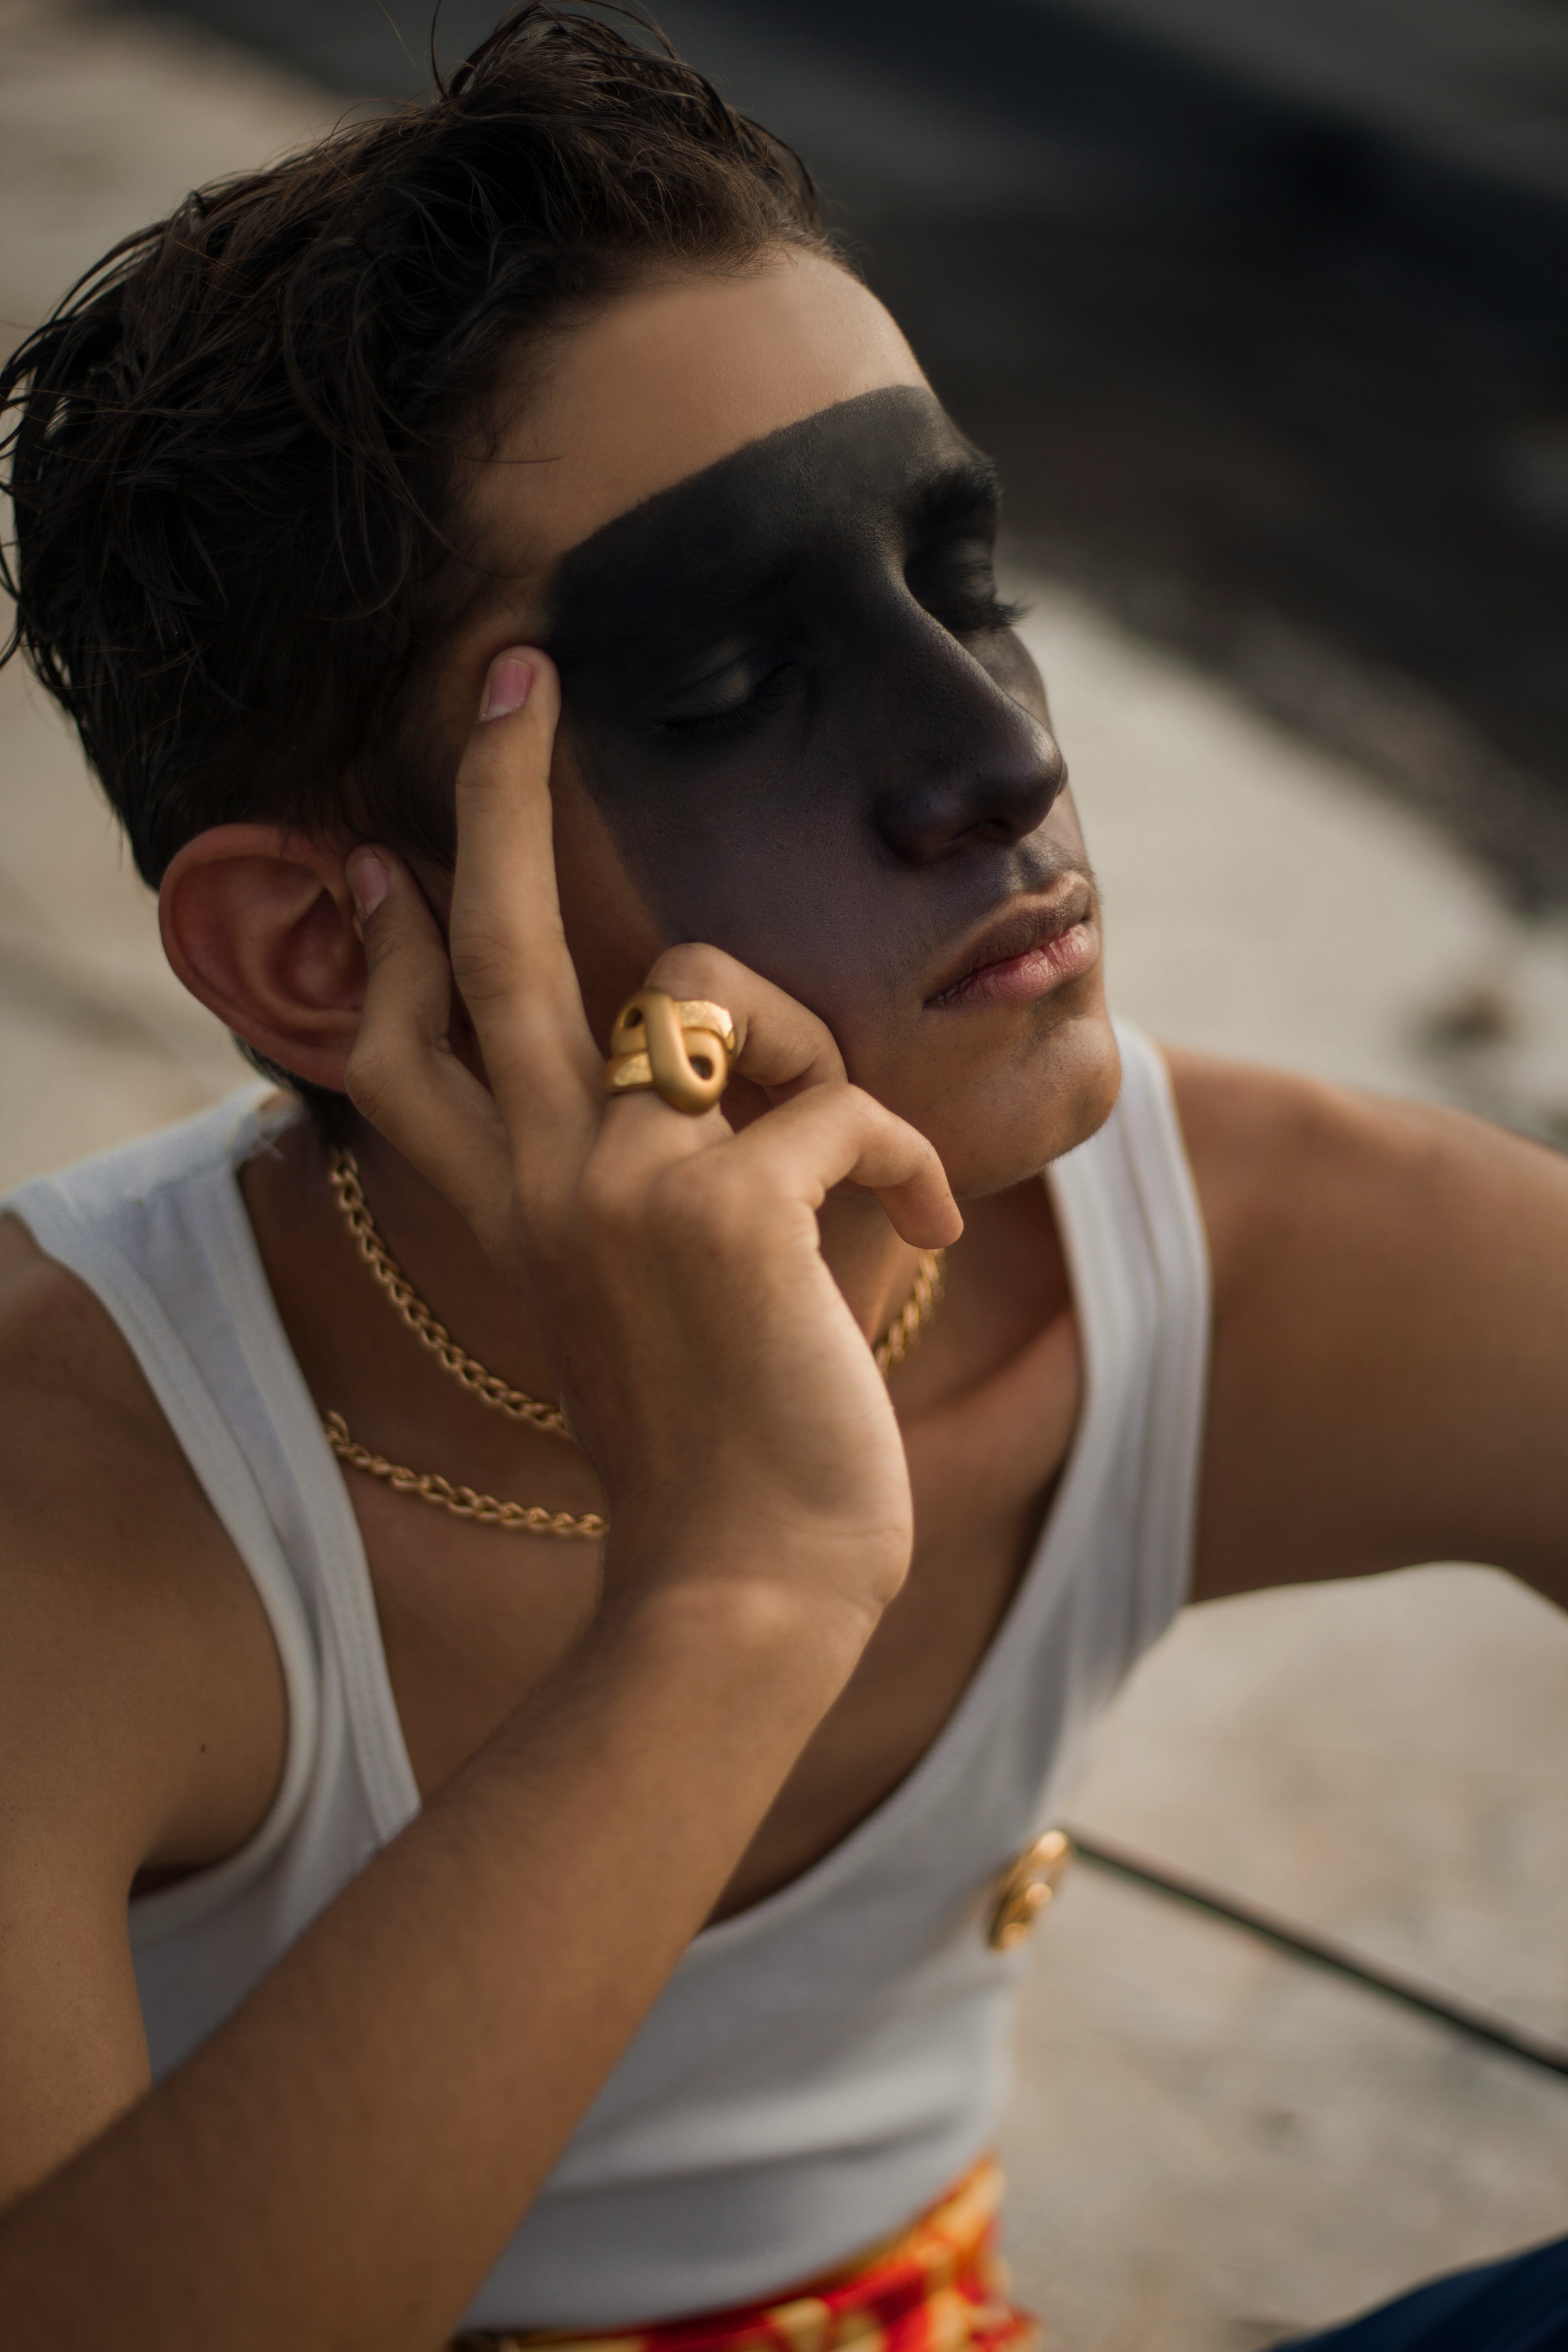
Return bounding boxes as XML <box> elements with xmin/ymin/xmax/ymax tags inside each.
<box><xmin>0</xmin><ymin>1572</ymin><xmax>867</xmax><ymax>2352</ymax></box>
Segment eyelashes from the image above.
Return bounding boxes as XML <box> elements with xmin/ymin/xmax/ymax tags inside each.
<box><xmin>923</xmin><ymin>586</ymin><xmax>1026</xmax><ymax>638</ymax></box>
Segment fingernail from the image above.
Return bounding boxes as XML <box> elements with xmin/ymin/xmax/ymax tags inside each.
<box><xmin>347</xmin><ymin>848</ymin><xmax>390</xmax><ymax>922</ymax></box>
<box><xmin>480</xmin><ymin>652</ymin><xmax>534</xmax><ymax>723</ymax></box>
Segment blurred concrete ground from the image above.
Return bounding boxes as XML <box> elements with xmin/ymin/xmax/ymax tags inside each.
<box><xmin>1</xmin><ymin>5</ymin><xmax>1566</xmax><ymax>2346</ymax></box>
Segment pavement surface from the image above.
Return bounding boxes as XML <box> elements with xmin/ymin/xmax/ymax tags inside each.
<box><xmin>2</xmin><ymin>7</ymin><xmax>1567</xmax><ymax>2347</ymax></box>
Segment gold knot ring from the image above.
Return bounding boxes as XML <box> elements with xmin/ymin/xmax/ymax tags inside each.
<box><xmin>605</xmin><ymin>990</ymin><xmax>738</xmax><ymax>1115</ymax></box>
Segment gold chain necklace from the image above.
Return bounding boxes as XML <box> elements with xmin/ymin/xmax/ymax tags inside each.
<box><xmin>323</xmin><ymin>1147</ymin><xmax>945</xmax><ymax>1538</ymax></box>
<box><xmin>328</xmin><ymin>1153</ymin><xmax>571</xmax><ymax>1438</ymax></box>
<box><xmin>321</xmin><ymin>1412</ymin><xmax>608</xmax><ymax>1539</ymax></box>
<box><xmin>873</xmin><ymin>1248</ymin><xmax>945</xmax><ymax>1377</ymax></box>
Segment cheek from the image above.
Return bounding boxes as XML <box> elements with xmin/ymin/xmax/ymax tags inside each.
<box><xmin>1044</xmin><ymin>784</ymin><xmax>1089</xmax><ymax>867</ymax></box>
<box><xmin>549</xmin><ymin>761</ymin><xmax>916</xmax><ymax>1034</ymax></box>
<box><xmin>565</xmin><ymin>716</ymin><xmax>897</xmax><ymax>997</ymax></box>
<box><xmin>682</xmin><ymin>836</ymin><xmax>907</xmax><ymax>1023</ymax></box>
<box><xmin>676</xmin><ymin>832</ymin><xmax>907</xmax><ymax>1028</ymax></box>
<box><xmin>548</xmin><ymin>742</ymin><xmax>671</xmax><ymax>1044</ymax></box>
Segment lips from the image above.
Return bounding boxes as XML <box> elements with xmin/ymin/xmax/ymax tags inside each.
<box><xmin>926</xmin><ymin>878</ymin><xmax>1097</xmax><ymax>1011</ymax></box>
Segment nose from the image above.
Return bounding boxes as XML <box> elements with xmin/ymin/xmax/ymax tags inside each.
<box><xmin>867</xmin><ymin>631</ymin><xmax>1067</xmax><ymax>866</ymax></box>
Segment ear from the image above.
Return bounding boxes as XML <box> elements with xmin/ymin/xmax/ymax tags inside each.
<box><xmin>160</xmin><ymin>827</ymin><xmax>366</xmax><ymax>1091</ymax></box>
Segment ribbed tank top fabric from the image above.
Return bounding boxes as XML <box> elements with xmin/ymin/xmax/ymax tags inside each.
<box><xmin>1</xmin><ymin>1022</ymin><xmax>1209</xmax><ymax>2332</ymax></box>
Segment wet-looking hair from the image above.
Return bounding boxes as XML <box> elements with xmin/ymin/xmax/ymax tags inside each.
<box><xmin>0</xmin><ymin>3</ymin><xmax>831</xmax><ymax>887</ymax></box>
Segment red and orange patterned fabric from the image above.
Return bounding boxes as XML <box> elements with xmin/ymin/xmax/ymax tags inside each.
<box><xmin>460</xmin><ymin>2156</ymin><xmax>1041</xmax><ymax>2352</ymax></box>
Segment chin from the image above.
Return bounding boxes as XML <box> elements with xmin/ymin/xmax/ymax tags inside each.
<box><xmin>916</xmin><ymin>1000</ymin><xmax>1123</xmax><ymax>1201</ymax></box>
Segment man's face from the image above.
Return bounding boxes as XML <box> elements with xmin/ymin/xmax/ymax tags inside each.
<box><xmin>454</xmin><ymin>253</ymin><xmax>1118</xmax><ymax>1196</ymax></box>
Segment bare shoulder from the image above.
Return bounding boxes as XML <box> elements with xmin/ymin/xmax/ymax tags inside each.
<box><xmin>1161</xmin><ymin>1044</ymin><xmax>1568</xmax><ymax>1298</ymax></box>
<box><xmin>0</xmin><ymin>1211</ymin><xmax>287</xmax><ymax>1884</ymax></box>
<box><xmin>1157</xmin><ymin>1051</ymin><xmax>1568</xmax><ymax>1600</ymax></box>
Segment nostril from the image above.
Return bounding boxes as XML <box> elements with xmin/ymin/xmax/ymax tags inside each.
<box><xmin>874</xmin><ymin>740</ymin><xmax>1068</xmax><ymax>865</ymax></box>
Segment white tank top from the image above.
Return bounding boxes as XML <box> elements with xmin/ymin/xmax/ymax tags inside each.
<box><xmin>4</xmin><ymin>1022</ymin><xmax>1207</xmax><ymax>2332</ymax></box>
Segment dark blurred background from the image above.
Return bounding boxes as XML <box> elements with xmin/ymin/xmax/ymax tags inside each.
<box><xmin>122</xmin><ymin>0</ymin><xmax>1568</xmax><ymax>903</ymax></box>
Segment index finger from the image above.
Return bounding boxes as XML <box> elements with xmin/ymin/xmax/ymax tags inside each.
<box><xmin>446</xmin><ymin>646</ymin><xmax>601</xmax><ymax>1139</ymax></box>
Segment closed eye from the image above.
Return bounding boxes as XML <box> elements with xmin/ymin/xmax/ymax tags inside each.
<box><xmin>654</xmin><ymin>657</ymin><xmax>798</xmax><ymax>738</ymax></box>
<box><xmin>906</xmin><ymin>530</ymin><xmax>1024</xmax><ymax>643</ymax></box>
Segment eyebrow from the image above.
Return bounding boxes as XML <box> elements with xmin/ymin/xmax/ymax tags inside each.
<box><xmin>544</xmin><ymin>425</ymin><xmax>1004</xmax><ymax>660</ymax></box>
<box><xmin>656</xmin><ymin>446</ymin><xmax>1005</xmax><ymax>618</ymax></box>
<box><xmin>640</xmin><ymin>459</ymin><xmax>1001</xmax><ymax>643</ymax></box>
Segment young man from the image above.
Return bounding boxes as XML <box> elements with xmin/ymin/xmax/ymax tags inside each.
<box><xmin>0</xmin><ymin>9</ymin><xmax>1564</xmax><ymax>2349</ymax></box>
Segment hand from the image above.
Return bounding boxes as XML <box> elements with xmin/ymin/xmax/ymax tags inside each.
<box><xmin>343</xmin><ymin>648</ymin><xmax>962</xmax><ymax>1639</ymax></box>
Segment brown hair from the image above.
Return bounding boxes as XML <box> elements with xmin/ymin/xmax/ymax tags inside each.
<box><xmin>0</xmin><ymin>4</ymin><xmax>830</xmax><ymax>886</ymax></box>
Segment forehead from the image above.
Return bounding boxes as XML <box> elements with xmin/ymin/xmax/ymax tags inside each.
<box><xmin>471</xmin><ymin>250</ymin><xmax>926</xmax><ymax>578</ymax></box>
<box><xmin>547</xmin><ymin>387</ymin><xmax>993</xmax><ymax>667</ymax></box>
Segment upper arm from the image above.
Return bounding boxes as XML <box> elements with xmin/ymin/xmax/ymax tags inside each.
<box><xmin>0</xmin><ymin>1221</ymin><xmax>287</xmax><ymax>2206</ymax></box>
<box><xmin>0</xmin><ymin>1756</ymin><xmax>153</xmax><ymax>2210</ymax></box>
<box><xmin>1169</xmin><ymin>1054</ymin><xmax>1568</xmax><ymax>1606</ymax></box>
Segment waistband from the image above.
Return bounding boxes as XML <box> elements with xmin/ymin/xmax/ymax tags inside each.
<box><xmin>457</xmin><ymin>2156</ymin><xmax>1042</xmax><ymax>2352</ymax></box>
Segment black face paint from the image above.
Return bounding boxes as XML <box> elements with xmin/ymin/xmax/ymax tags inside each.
<box><xmin>545</xmin><ymin>385</ymin><xmax>1073</xmax><ymax>1045</ymax></box>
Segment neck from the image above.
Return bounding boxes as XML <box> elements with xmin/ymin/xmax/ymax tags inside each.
<box><xmin>254</xmin><ymin>1106</ymin><xmax>921</xmax><ymax>1421</ymax></box>
<box><xmin>815</xmin><ymin>1187</ymin><xmax>925</xmax><ymax>1349</ymax></box>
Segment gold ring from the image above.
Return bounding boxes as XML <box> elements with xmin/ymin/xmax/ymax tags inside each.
<box><xmin>605</xmin><ymin>990</ymin><xmax>737</xmax><ymax>1115</ymax></box>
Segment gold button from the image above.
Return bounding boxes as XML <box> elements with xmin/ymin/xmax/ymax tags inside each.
<box><xmin>987</xmin><ymin>1829</ymin><xmax>1073</xmax><ymax>1951</ymax></box>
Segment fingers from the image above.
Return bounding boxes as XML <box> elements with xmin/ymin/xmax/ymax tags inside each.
<box><xmin>715</xmin><ymin>1083</ymin><xmax>963</xmax><ymax>1250</ymax></box>
<box><xmin>446</xmin><ymin>647</ymin><xmax>601</xmax><ymax>1151</ymax></box>
<box><xmin>615</xmin><ymin>948</ymin><xmax>957</xmax><ymax>1241</ymax></box>
<box><xmin>641</xmin><ymin>945</ymin><xmax>846</xmax><ymax>1099</ymax></box>
<box><xmin>344</xmin><ymin>846</ymin><xmax>511</xmax><ymax>1235</ymax></box>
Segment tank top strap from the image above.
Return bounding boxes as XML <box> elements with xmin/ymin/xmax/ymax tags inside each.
<box><xmin>1046</xmin><ymin>1020</ymin><xmax>1210</xmax><ymax>1655</ymax></box>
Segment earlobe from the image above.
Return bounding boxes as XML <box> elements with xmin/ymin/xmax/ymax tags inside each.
<box><xmin>159</xmin><ymin>825</ymin><xmax>366</xmax><ymax>1091</ymax></box>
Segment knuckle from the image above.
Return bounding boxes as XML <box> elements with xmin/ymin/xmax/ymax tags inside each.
<box><xmin>574</xmin><ymin>1154</ymin><xmax>638</xmax><ymax>1237</ymax></box>
<box><xmin>516</xmin><ymin>1210</ymin><xmax>572</xmax><ymax>1288</ymax></box>
<box><xmin>798</xmin><ymin>1078</ymin><xmax>862</xmax><ymax>1133</ymax></box>
<box><xmin>449</xmin><ymin>924</ymin><xmax>522</xmax><ymax>1004</ymax></box>
<box><xmin>646</xmin><ymin>941</ymin><xmax>735</xmax><ymax>1002</ymax></box>
<box><xmin>648</xmin><ymin>1155</ymin><xmax>751</xmax><ymax>1252</ymax></box>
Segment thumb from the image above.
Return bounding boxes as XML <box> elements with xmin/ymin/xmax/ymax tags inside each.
<box><xmin>341</xmin><ymin>845</ymin><xmax>507</xmax><ymax>1224</ymax></box>
<box><xmin>344</xmin><ymin>843</ymin><xmax>448</xmax><ymax>1028</ymax></box>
